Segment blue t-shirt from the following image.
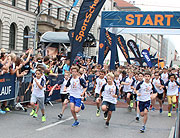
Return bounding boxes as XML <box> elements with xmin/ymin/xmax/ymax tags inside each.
<box><xmin>62</xmin><ymin>64</ymin><xmax>70</xmax><ymax>74</ymax></box>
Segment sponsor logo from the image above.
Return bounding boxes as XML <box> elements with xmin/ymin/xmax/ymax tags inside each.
<box><xmin>75</xmin><ymin>0</ymin><xmax>99</xmax><ymax>42</ymax></box>
<box><xmin>99</xmin><ymin>43</ymin><xmax>104</xmax><ymax>49</ymax></box>
<box><xmin>117</xmin><ymin>37</ymin><xmax>129</xmax><ymax>59</ymax></box>
<box><xmin>105</xmin><ymin>31</ymin><xmax>112</xmax><ymax>46</ymax></box>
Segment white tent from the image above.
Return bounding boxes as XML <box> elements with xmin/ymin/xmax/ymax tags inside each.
<box><xmin>40</xmin><ymin>32</ymin><xmax>70</xmax><ymax>43</ymax></box>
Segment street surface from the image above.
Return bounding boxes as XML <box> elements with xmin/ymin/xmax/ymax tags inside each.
<box><xmin>0</xmin><ymin>99</ymin><xmax>176</xmax><ymax>138</ymax></box>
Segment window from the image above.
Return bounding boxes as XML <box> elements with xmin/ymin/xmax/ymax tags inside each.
<box><xmin>12</xmin><ymin>0</ymin><xmax>16</xmax><ymax>6</ymax></box>
<box><xmin>113</xmin><ymin>2</ymin><xmax>117</xmax><ymax>7</ymax></box>
<box><xmin>57</xmin><ymin>8</ymin><xmax>61</xmax><ymax>19</ymax></box>
<box><xmin>9</xmin><ymin>23</ymin><xmax>16</xmax><ymax>50</ymax></box>
<box><xmin>65</xmin><ymin>11</ymin><xmax>68</xmax><ymax>22</ymax></box>
<box><xmin>23</xmin><ymin>26</ymin><xmax>29</xmax><ymax>50</ymax></box>
<box><xmin>72</xmin><ymin>14</ymin><xmax>75</xmax><ymax>27</ymax></box>
<box><xmin>48</xmin><ymin>3</ymin><xmax>52</xmax><ymax>16</ymax></box>
<box><xmin>26</xmin><ymin>0</ymin><xmax>30</xmax><ymax>11</ymax></box>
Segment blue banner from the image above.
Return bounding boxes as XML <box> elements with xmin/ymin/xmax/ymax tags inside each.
<box><xmin>67</xmin><ymin>0</ymin><xmax>80</xmax><ymax>20</ymax></box>
<box><xmin>117</xmin><ymin>35</ymin><xmax>131</xmax><ymax>64</ymax></box>
<box><xmin>98</xmin><ymin>28</ymin><xmax>106</xmax><ymax>65</ymax></box>
<box><xmin>46</xmin><ymin>75</ymin><xmax>64</xmax><ymax>101</ymax></box>
<box><xmin>70</xmin><ymin>0</ymin><xmax>106</xmax><ymax>65</ymax></box>
<box><xmin>107</xmin><ymin>31</ymin><xmax>117</xmax><ymax>70</ymax></box>
<box><xmin>102</xmin><ymin>11</ymin><xmax>180</xmax><ymax>29</ymax></box>
<box><xmin>127</xmin><ymin>40</ymin><xmax>143</xmax><ymax>66</ymax></box>
<box><xmin>0</xmin><ymin>74</ymin><xmax>16</xmax><ymax>101</ymax></box>
<box><xmin>142</xmin><ymin>49</ymin><xmax>152</xmax><ymax>67</ymax></box>
<box><xmin>104</xmin><ymin>41</ymin><xmax>110</xmax><ymax>60</ymax></box>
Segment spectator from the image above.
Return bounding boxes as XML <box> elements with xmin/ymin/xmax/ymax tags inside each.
<box><xmin>62</xmin><ymin>59</ymin><xmax>70</xmax><ymax>75</ymax></box>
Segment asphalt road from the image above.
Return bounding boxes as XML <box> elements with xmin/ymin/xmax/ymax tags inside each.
<box><xmin>0</xmin><ymin>102</ymin><xmax>176</xmax><ymax>138</ymax></box>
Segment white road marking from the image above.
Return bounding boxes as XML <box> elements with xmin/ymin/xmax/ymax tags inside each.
<box><xmin>36</xmin><ymin>115</ymin><xmax>80</xmax><ymax>131</ymax></box>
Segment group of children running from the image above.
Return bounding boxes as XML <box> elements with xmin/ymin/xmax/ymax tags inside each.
<box><xmin>29</xmin><ymin>65</ymin><xmax>180</xmax><ymax>133</ymax></box>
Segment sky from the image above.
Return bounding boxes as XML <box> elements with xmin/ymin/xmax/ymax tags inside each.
<box><xmin>125</xmin><ymin>0</ymin><xmax>180</xmax><ymax>54</ymax></box>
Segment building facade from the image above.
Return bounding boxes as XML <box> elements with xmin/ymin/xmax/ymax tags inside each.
<box><xmin>0</xmin><ymin>0</ymin><xmax>37</xmax><ymax>54</ymax></box>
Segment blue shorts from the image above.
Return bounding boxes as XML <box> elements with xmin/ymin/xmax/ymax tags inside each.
<box><xmin>102</xmin><ymin>101</ymin><xmax>116</xmax><ymax>111</ymax></box>
<box><xmin>69</xmin><ymin>96</ymin><xmax>81</xmax><ymax>107</ymax></box>
<box><xmin>139</xmin><ymin>100</ymin><xmax>151</xmax><ymax>112</ymax></box>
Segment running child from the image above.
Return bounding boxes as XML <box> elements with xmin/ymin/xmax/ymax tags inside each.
<box><xmin>49</xmin><ymin>71</ymin><xmax>70</xmax><ymax>119</ymax></box>
<box><xmin>64</xmin><ymin>66</ymin><xmax>87</xmax><ymax>127</ymax></box>
<box><xmin>152</xmin><ymin>72</ymin><xmax>164</xmax><ymax>113</ymax></box>
<box><xmin>165</xmin><ymin>74</ymin><xmax>180</xmax><ymax>117</ymax></box>
<box><xmin>99</xmin><ymin>72</ymin><xmax>118</xmax><ymax>127</ymax></box>
<box><xmin>132</xmin><ymin>72</ymin><xmax>144</xmax><ymax>121</ymax></box>
<box><xmin>136</xmin><ymin>72</ymin><xmax>157</xmax><ymax>133</ymax></box>
<box><xmin>30</xmin><ymin>69</ymin><xmax>46</xmax><ymax>122</ymax></box>
<box><xmin>114</xmin><ymin>72</ymin><xmax>120</xmax><ymax>100</ymax></box>
<box><xmin>94</xmin><ymin>70</ymin><xmax>106</xmax><ymax>117</ymax></box>
<box><xmin>121</xmin><ymin>71</ymin><xmax>135</xmax><ymax>111</ymax></box>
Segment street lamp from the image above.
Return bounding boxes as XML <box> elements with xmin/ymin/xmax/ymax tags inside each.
<box><xmin>33</xmin><ymin>5</ymin><xmax>79</xmax><ymax>54</ymax></box>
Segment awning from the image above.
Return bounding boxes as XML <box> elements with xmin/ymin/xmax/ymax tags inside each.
<box><xmin>40</xmin><ymin>32</ymin><xmax>70</xmax><ymax>43</ymax></box>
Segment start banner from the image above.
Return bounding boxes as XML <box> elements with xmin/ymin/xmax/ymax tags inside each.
<box><xmin>102</xmin><ymin>11</ymin><xmax>180</xmax><ymax>29</ymax></box>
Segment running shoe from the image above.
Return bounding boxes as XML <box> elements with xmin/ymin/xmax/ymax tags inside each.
<box><xmin>136</xmin><ymin>117</ymin><xmax>139</xmax><ymax>121</ymax></box>
<box><xmin>140</xmin><ymin>126</ymin><xmax>145</xmax><ymax>133</ymax></box>
<box><xmin>0</xmin><ymin>109</ymin><xmax>6</xmax><ymax>114</ymax></box>
<box><xmin>105</xmin><ymin>122</ymin><xmax>109</xmax><ymax>128</ymax></box>
<box><xmin>30</xmin><ymin>109</ymin><xmax>35</xmax><ymax>116</ymax></box>
<box><xmin>130</xmin><ymin>101</ymin><xmax>133</xmax><ymax>108</ymax></box>
<box><xmin>5</xmin><ymin>107</ymin><xmax>10</xmax><ymax>112</ymax></box>
<box><xmin>128</xmin><ymin>106</ymin><xmax>132</xmax><ymax>112</ymax></box>
<box><xmin>72</xmin><ymin>121</ymin><xmax>79</xmax><ymax>127</ymax></box>
<box><xmin>151</xmin><ymin>107</ymin><xmax>155</xmax><ymax>111</ymax></box>
<box><xmin>42</xmin><ymin>116</ymin><xmax>46</xmax><ymax>122</ymax></box>
<box><xmin>58</xmin><ymin>113</ymin><xmax>63</xmax><ymax>119</ymax></box>
<box><xmin>96</xmin><ymin>109</ymin><xmax>100</xmax><ymax>117</ymax></box>
<box><xmin>160</xmin><ymin>108</ymin><xmax>163</xmax><ymax>113</ymax></box>
<box><xmin>172</xmin><ymin>104</ymin><xmax>176</xmax><ymax>108</ymax></box>
<box><xmin>81</xmin><ymin>102</ymin><xmax>85</xmax><ymax>110</ymax></box>
<box><xmin>33</xmin><ymin>113</ymin><xmax>38</xmax><ymax>118</ymax></box>
<box><xmin>168</xmin><ymin>112</ymin><xmax>171</xmax><ymax>117</ymax></box>
<box><xmin>104</xmin><ymin>111</ymin><xmax>108</xmax><ymax>120</ymax></box>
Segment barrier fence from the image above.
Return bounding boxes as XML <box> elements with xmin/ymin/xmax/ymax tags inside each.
<box><xmin>0</xmin><ymin>73</ymin><xmax>95</xmax><ymax>104</ymax></box>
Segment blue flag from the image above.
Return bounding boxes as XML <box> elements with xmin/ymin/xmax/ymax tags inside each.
<box><xmin>104</xmin><ymin>30</ymin><xmax>117</xmax><ymax>70</ymax></box>
<box><xmin>70</xmin><ymin>0</ymin><xmax>106</xmax><ymax>65</ymax></box>
<box><xmin>142</xmin><ymin>49</ymin><xmax>152</xmax><ymax>67</ymax></box>
<box><xmin>117</xmin><ymin>35</ymin><xmax>131</xmax><ymax>64</ymax></box>
<box><xmin>98</xmin><ymin>28</ymin><xmax>106</xmax><ymax>65</ymax></box>
<box><xmin>67</xmin><ymin>0</ymin><xmax>80</xmax><ymax>20</ymax></box>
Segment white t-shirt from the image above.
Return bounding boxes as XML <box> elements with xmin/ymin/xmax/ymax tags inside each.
<box><xmin>152</xmin><ymin>78</ymin><xmax>164</xmax><ymax>94</ymax></box>
<box><xmin>161</xmin><ymin>73</ymin><xmax>168</xmax><ymax>84</ymax></box>
<box><xmin>136</xmin><ymin>81</ymin><xmax>155</xmax><ymax>102</ymax></box>
<box><xmin>122</xmin><ymin>77</ymin><xmax>134</xmax><ymax>92</ymax></box>
<box><xmin>58</xmin><ymin>78</ymin><xmax>70</xmax><ymax>94</ymax></box>
<box><xmin>95</xmin><ymin>77</ymin><xmax>106</xmax><ymax>94</ymax></box>
<box><xmin>165</xmin><ymin>81</ymin><xmax>179</xmax><ymax>96</ymax></box>
<box><xmin>32</xmin><ymin>77</ymin><xmax>45</xmax><ymax>97</ymax></box>
<box><xmin>66</xmin><ymin>77</ymin><xmax>86</xmax><ymax>98</ymax></box>
<box><xmin>114</xmin><ymin>78</ymin><xmax>120</xmax><ymax>89</ymax></box>
<box><xmin>101</xmin><ymin>83</ymin><xmax>117</xmax><ymax>104</ymax></box>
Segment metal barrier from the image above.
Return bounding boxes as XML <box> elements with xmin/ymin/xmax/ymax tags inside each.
<box><xmin>1</xmin><ymin>73</ymin><xmax>94</xmax><ymax>111</ymax></box>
